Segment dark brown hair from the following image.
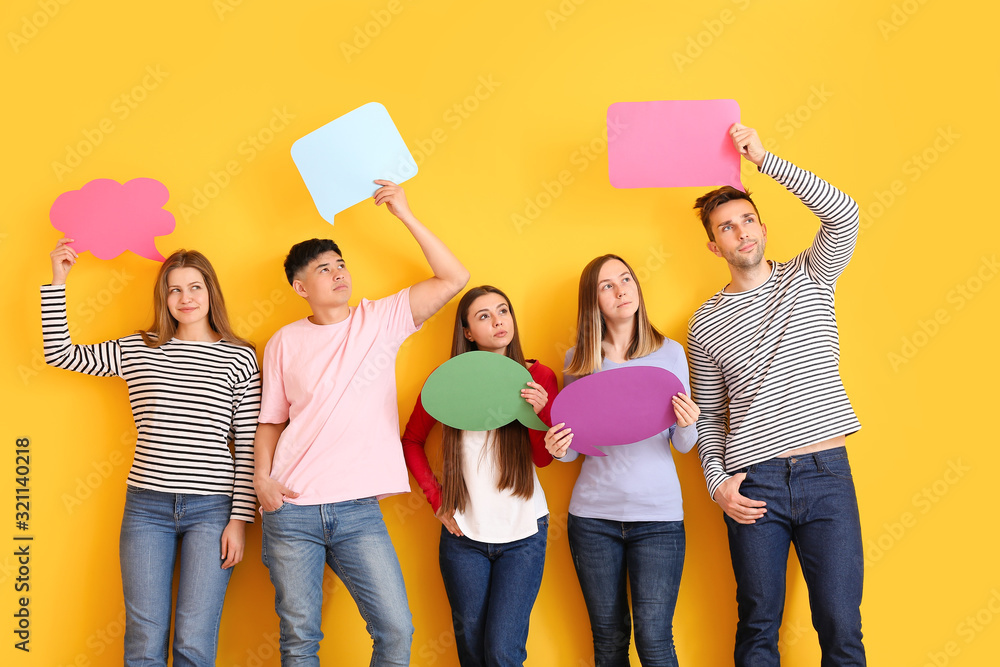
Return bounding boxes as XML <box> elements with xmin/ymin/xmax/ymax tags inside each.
<box><xmin>139</xmin><ymin>250</ymin><xmax>254</xmax><ymax>350</ymax></box>
<box><xmin>440</xmin><ymin>286</ymin><xmax>534</xmax><ymax>514</ymax></box>
<box><xmin>693</xmin><ymin>186</ymin><xmax>759</xmax><ymax>241</ymax></box>
<box><xmin>565</xmin><ymin>255</ymin><xmax>664</xmax><ymax>377</ymax></box>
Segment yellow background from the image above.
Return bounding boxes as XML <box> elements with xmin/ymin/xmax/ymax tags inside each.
<box><xmin>3</xmin><ymin>0</ymin><xmax>998</xmax><ymax>664</ymax></box>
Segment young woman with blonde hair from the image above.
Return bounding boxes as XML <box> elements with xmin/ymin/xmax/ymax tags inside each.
<box><xmin>43</xmin><ymin>238</ymin><xmax>260</xmax><ymax>667</ymax></box>
<box><xmin>401</xmin><ymin>285</ymin><xmax>557</xmax><ymax>667</ymax></box>
<box><xmin>545</xmin><ymin>254</ymin><xmax>700</xmax><ymax>667</ymax></box>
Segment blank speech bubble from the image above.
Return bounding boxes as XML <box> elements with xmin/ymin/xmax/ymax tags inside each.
<box><xmin>420</xmin><ymin>351</ymin><xmax>549</xmax><ymax>432</ymax></box>
<box><xmin>291</xmin><ymin>102</ymin><xmax>418</xmax><ymax>224</ymax></box>
<box><xmin>50</xmin><ymin>178</ymin><xmax>175</xmax><ymax>262</ymax></box>
<box><xmin>608</xmin><ymin>99</ymin><xmax>742</xmax><ymax>191</ymax></box>
<box><xmin>551</xmin><ymin>366</ymin><xmax>685</xmax><ymax>457</ymax></box>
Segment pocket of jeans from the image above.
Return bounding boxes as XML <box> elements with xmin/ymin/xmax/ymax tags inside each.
<box><xmin>735</xmin><ymin>465</ymin><xmax>754</xmax><ymax>485</ymax></box>
<box><xmin>350</xmin><ymin>496</ymin><xmax>379</xmax><ymax>505</ymax></box>
<box><xmin>262</xmin><ymin>502</ymin><xmax>286</xmax><ymax>515</ymax></box>
<box><xmin>819</xmin><ymin>456</ymin><xmax>853</xmax><ymax>480</ymax></box>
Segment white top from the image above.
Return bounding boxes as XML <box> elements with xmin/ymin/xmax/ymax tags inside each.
<box><xmin>454</xmin><ymin>430</ymin><xmax>548</xmax><ymax>543</ymax></box>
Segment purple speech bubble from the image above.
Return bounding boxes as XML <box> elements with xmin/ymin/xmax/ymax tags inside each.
<box><xmin>50</xmin><ymin>178</ymin><xmax>176</xmax><ymax>261</ymax></box>
<box><xmin>608</xmin><ymin>99</ymin><xmax>742</xmax><ymax>191</ymax></box>
<box><xmin>551</xmin><ymin>366</ymin><xmax>685</xmax><ymax>457</ymax></box>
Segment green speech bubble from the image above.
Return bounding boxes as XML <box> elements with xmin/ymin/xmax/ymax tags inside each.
<box><xmin>420</xmin><ymin>351</ymin><xmax>548</xmax><ymax>432</ymax></box>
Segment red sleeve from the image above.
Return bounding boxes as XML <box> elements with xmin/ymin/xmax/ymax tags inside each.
<box><xmin>528</xmin><ymin>361</ymin><xmax>559</xmax><ymax>468</ymax></box>
<box><xmin>400</xmin><ymin>393</ymin><xmax>443</xmax><ymax>512</ymax></box>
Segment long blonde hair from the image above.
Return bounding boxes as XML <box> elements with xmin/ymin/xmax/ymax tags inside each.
<box><xmin>565</xmin><ymin>254</ymin><xmax>663</xmax><ymax>377</ymax></box>
<box><xmin>139</xmin><ymin>250</ymin><xmax>254</xmax><ymax>349</ymax></box>
<box><xmin>440</xmin><ymin>286</ymin><xmax>534</xmax><ymax>514</ymax></box>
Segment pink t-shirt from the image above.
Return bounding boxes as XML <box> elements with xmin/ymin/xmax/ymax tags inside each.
<box><xmin>259</xmin><ymin>288</ymin><xmax>419</xmax><ymax>505</ymax></box>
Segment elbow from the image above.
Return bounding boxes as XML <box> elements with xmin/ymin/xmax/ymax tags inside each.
<box><xmin>675</xmin><ymin>440</ymin><xmax>697</xmax><ymax>455</ymax></box>
<box><xmin>453</xmin><ymin>265</ymin><xmax>471</xmax><ymax>294</ymax></box>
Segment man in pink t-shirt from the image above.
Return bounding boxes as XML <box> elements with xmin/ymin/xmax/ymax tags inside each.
<box><xmin>253</xmin><ymin>180</ymin><xmax>469</xmax><ymax>666</ymax></box>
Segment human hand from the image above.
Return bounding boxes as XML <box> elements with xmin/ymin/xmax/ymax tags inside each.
<box><xmin>521</xmin><ymin>381</ymin><xmax>549</xmax><ymax>415</ymax></box>
<box><xmin>729</xmin><ymin>123</ymin><xmax>766</xmax><ymax>168</ymax></box>
<box><xmin>254</xmin><ymin>476</ymin><xmax>300</xmax><ymax>513</ymax></box>
<box><xmin>435</xmin><ymin>505</ymin><xmax>463</xmax><ymax>537</ymax></box>
<box><xmin>713</xmin><ymin>473</ymin><xmax>767</xmax><ymax>524</ymax></box>
<box><xmin>544</xmin><ymin>423</ymin><xmax>573</xmax><ymax>458</ymax></box>
<box><xmin>220</xmin><ymin>519</ymin><xmax>246</xmax><ymax>569</ymax></box>
<box><xmin>50</xmin><ymin>237</ymin><xmax>78</xmax><ymax>285</ymax></box>
<box><xmin>672</xmin><ymin>392</ymin><xmax>700</xmax><ymax>427</ymax></box>
<box><xmin>373</xmin><ymin>180</ymin><xmax>415</xmax><ymax>222</ymax></box>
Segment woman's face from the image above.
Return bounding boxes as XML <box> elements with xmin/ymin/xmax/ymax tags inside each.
<box><xmin>596</xmin><ymin>258</ymin><xmax>639</xmax><ymax>323</ymax></box>
<box><xmin>165</xmin><ymin>267</ymin><xmax>211</xmax><ymax>330</ymax></box>
<box><xmin>463</xmin><ymin>293</ymin><xmax>513</xmax><ymax>354</ymax></box>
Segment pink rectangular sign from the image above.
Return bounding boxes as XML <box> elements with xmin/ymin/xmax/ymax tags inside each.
<box><xmin>608</xmin><ymin>99</ymin><xmax>742</xmax><ymax>190</ymax></box>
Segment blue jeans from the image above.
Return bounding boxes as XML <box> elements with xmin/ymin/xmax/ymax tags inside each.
<box><xmin>567</xmin><ymin>515</ymin><xmax>685</xmax><ymax>667</ymax></box>
<box><xmin>725</xmin><ymin>447</ymin><xmax>866</xmax><ymax>667</ymax></box>
<box><xmin>119</xmin><ymin>486</ymin><xmax>233</xmax><ymax>667</ymax></box>
<box><xmin>438</xmin><ymin>515</ymin><xmax>548</xmax><ymax>667</ymax></box>
<box><xmin>260</xmin><ymin>498</ymin><xmax>413</xmax><ymax>666</ymax></box>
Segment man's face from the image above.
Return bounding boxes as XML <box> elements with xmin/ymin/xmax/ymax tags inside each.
<box><xmin>292</xmin><ymin>251</ymin><xmax>352</xmax><ymax>307</ymax></box>
<box><xmin>706</xmin><ymin>199</ymin><xmax>767</xmax><ymax>270</ymax></box>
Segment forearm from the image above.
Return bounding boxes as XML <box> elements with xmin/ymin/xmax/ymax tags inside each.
<box><xmin>253</xmin><ymin>422</ymin><xmax>287</xmax><ymax>482</ymax></box>
<box><xmin>696</xmin><ymin>422</ymin><xmax>730</xmax><ymax>499</ymax></box>
<box><xmin>687</xmin><ymin>335</ymin><xmax>729</xmax><ymax>497</ymax></box>
<box><xmin>402</xmin><ymin>215</ymin><xmax>469</xmax><ymax>291</ymax></box>
<box><xmin>41</xmin><ymin>285</ymin><xmax>121</xmax><ymax>376</ymax></box>
<box><xmin>403</xmin><ymin>214</ymin><xmax>470</xmax><ymax>326</ymax></box>
<box><xmin>231</xmin><ymin>374</ymin><xmax>262</xmax><ymax>521</ymax></box>
<box><xmin>762</xmin><ymin>152</ymin><xmax>859</xmax><ymax>282</ymax></box>
<box><xmin>529</xmin><ymin>364</ymin><xmax>558</xmax><ymax>467</ymax></box>
<box><xmin>671</xmin><ymin>423</ymin><xmax>698</xmax><ymax>454</ymax></box>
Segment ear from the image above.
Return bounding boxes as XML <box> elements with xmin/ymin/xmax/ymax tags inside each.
<box><xmin>706</xmin><ymin>241</ymin><xmax>723</xmax><ymax>258</ymax></box>
<box><xmin>292</xmin><ymin>279</ymin><xmax>308</xmax><ymax>299</ymax></box>
<box><xmin>760</xmin><ymin>222</ymin><xmax>767</xmax><ymax>241</ymax></box>
<box><xmin>464</xmin><ymin>328</ymin><xmax>473</xmax><ymax>341</ymax></box>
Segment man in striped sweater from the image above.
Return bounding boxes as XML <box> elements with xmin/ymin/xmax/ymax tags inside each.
<box><xmin>687</xmin><ymin>124</ymin><xmax>866</xmax><ymax>666</ymax></box>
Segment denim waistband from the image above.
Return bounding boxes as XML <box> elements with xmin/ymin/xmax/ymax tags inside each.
<box><xmin>734</xmin><ymin>445</ymin><xmax>848</xmax><ymax>473</ymax></box>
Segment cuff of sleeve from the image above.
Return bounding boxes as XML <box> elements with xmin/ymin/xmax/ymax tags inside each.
<box><xmin>707</xmin><ymin>473</ymin><xmax>731</xmax><ymax>502</ymax></box>
<box><xmin>760</xmin><ymin>151</ymin><xmax>783</xmax><ymax>177</ymax></box>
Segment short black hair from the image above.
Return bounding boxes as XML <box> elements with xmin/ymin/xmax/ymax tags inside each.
<box><xmin>284</xmin><ymin>239</ymin><xmax>344</xmax><ymax>285</ymax></box>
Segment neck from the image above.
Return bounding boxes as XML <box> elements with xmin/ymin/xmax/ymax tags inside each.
<box><xmin>308</xmin><ymin>303</ymin><xmax>351</xmax><ymax>325</ymax></box>
<box><xmin>726</xmin><ymin>259</ymin><xmax>772</xmax><ymax>293</ymax></box>
<box><xmin>175</xmin><ymin>321</ymin><xmax>220</xmax><ymax>342</ymax></box>
<box><xmin>602</xmin><ymin>317</ymin><xmax>634</xmax><ymax>363</ymax></box>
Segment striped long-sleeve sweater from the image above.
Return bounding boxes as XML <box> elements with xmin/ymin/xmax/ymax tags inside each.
<box><xmin>687</xmin><ymin>152</ymin><xmax>861</xmax><ymax>500</ymax></box>
<box><xmin>42</xmin><ymin>284</ymin><xmax>261</xmax><ymax>521</ymax></box>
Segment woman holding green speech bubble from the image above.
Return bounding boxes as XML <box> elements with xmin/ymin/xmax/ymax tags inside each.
<box><xmin>42</xmin><ymin>238</ymin><xmax>260</xmax><ymax>667</ymax></box>
<box><xmin>544</xmin><ymin>254</ymin><xmax>700</xmax><ymax>667</ymax></box>
<box><xmin>401</xmin><ymin>285</ymin><xmax>557</xmax><ymax>667</ymax></box>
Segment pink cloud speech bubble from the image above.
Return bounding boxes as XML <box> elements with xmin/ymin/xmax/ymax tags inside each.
<box><xmin>551</xmin><ymin>366</ymin><xmax>685</xmax><ymax>457</ymax></box>
<box><xmin>607</xmin><ymin>99</ymin><xmax>742</xmax><ymax>191</ymax></box>
<box><xmin>50</xmin><ymin>178</ymin><xmax>176</xmax><ymax>261</ymax></box>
